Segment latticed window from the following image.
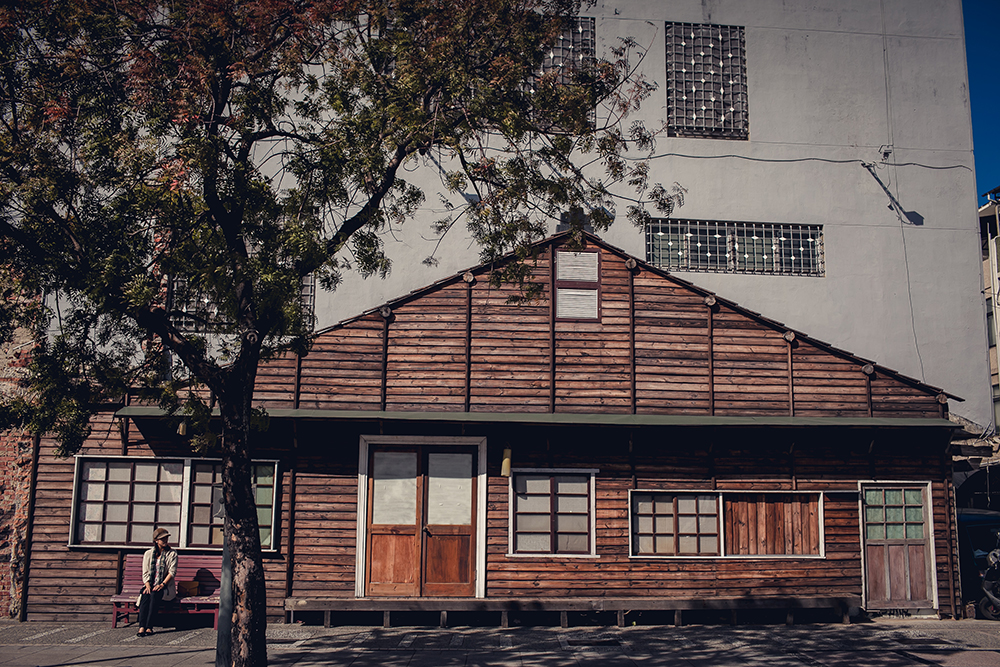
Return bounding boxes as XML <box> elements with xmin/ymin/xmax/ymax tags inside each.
<box><xmin>646</xmin><ymin>219</ymin><xmax>824</xmax><ymax>276</ymax></box>
<box><xmin>511</xmin><ymin>471</ymin><xmax>594</xmax><ymax>555</ymax></box>
<box><xmin>665</xmin><ymin>22</ymin><xmax>748</xmax><ymax>139</ymax></box>
<box><xmin>539</xmin><ymin>17</ymin><xmax>595</xmax><ymax>85</ymax></box>
<box><xmin>169</xmin><ymin>274</ymin><xmax>316</xmax><ymax>334</ymax></box>
<box><xmin>72</xmin><ymin>456</ymin><xmax>278</xmax><ymax>549</ymax></box>
<box><xmin>632</xmin><ymin>493</ymin><xmax>720</xmax><ymax>556</ymax></box>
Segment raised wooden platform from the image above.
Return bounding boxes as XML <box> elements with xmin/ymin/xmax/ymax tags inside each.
<box><xmin>284</xmin><ymin>596</ymin><xmax>861</xmax><ymax>628</ymax></box>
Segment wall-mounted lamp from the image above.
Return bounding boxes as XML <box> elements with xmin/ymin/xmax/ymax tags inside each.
<box><xmin>177</xmin><ymin>421</ymin><xmax>188</xmax><ymax>436</ymax></box>
<box><xmin>501</xmin><ymin>448</ymin><xmax>512</xmax><ymax>477</ymax></box>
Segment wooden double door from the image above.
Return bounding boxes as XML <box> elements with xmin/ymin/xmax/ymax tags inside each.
<box><xmin>365</xmin><ymin>446</ymin><xmax>477</xmax><ymax>597</ymax></box>
<box><xmin>861</xmin><ymin>484</ymin><xmax>935</xmax><ymax>609</ymax></box>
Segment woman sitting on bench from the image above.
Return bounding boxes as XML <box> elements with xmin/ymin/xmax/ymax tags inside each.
<box><xmin>136</xmin><ymin>527</ymin><xmax>177</xmax><ymax>637</ymax></box>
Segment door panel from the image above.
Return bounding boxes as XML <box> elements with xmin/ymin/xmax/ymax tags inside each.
<box><xmin>367</xmin><ymin>451</ymin><xmax>420</xmax><ymax>596</ymax></box>
<box><xmin>366</xmin><ymin>447</ymin><xmax>475</xmax><ymax>597</ymax></box>
<box><xmin>862</xmin><ymin>485</ymin><xmax>933</xmax><ymax>609</ymax></box>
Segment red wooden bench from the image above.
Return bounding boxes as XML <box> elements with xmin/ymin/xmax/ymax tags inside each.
<box><xmin>110</xmin><ymin>553</ymin><xmax>223</xmax><ymax>629</ymax></box>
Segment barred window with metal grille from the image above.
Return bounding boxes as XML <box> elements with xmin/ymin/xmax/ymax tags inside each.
<box><xmin>168</xmin><ymin>274</ymin><xmax>316</xmax><ymax>334</ymax></box>
<box><xmin>665</xmin><ymin>22</ymin><xmax>748</xmax><ymax>139</ymax></box>
<box><xmin>539</xmin><ymin>17</ymin><xmax>595</xmax><ymax>85</ymax></box>
<box><xmin>646</xmin><ymin>220</ymin><xmax>824</xmax><ymax>276</ymax></box>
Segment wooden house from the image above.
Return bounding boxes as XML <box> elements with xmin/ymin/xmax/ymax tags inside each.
<box><xmin>23</xmin><ymin>232</ymin><xmax>962</xmax><ymax>625</ymax></box>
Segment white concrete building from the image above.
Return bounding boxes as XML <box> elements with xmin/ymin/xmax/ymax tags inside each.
<box><xmin>321</xmin><ymin>0</ymin><xmax>991</xmax><ymax>429</ymax></box>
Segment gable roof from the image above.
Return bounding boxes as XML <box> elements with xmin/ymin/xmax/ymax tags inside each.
<box><xmin>251</xmin><ymin>231</ymin><xmax>957</xmax><ymax>423</ymax></box>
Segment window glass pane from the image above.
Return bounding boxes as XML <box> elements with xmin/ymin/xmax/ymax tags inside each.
<box><xmin>160</xmin><ymin>483</ymin><xmax>182</xmax><ymax>503</ymax></box>
<box><xmin>193</xmin><ymin>506</ymin><xmax>211</xmax><ymax>524</ymax></box>
<box><xmin>886</xmin><ymin>524</ymin><xmax>904</xmax><ymax>539</ymax></box>
<box><xmin>637</xmin><ymin>516</ymin><xmax>653</xmax><ymax>533</ymax></box>
<box><xmin>108</xmin><ymin>462</ymin><xmax>131</xmax><ymax>481</ymax></box>
<box><xmin>255</xmin><ymin>465</ymin><xmax>275</xmax><ymax>485</ymax></box>
<box><xmin>130</xmin><ymin>524</ymin><xmax>152</xmax><ymax>543</ymax></box>
<box><xmin>904</xmin><ymin>489</ymin><xmax>923</xmax><ymax>505</ymax></box>
<box><xmin>654</xmin><ymin>497</ymin><xmax>675</xmax><ymax>514</ymax></box>
<box><xmin>134</xmin><ymin>483</ymin><xmax>157</xmax><ymax>502</ymax></box>
<box><xmin>698</xmin><ymin>496</ymin><xmax>717</xmax><ymax>513</ymax></box>
<box><xmin>211</xmin><ymin>527</ymin><xmax>224</xmax><ymax>545</ymax></box>
<box><xmin>259</xmin><ymin>528</ymin><xmax>271</xmax><ymax>549</ymax></box>
<box><xmin>556</xmin><ymin>496</ymin><xmax>588</xmax><ymax>514</ymax></box>
<box><xmin>105</xmin><ymin>524</ymin><xmax>127</xmax><ymax>543</ymax></box>
<box><xmin>105</xmin><ymin>503</ymin><xmax>128</xmax><ymax>522</ymax></box>
<box><xmin>677</xmin><ymin>497</ymin><xmax>697</xmax><ymax>514</ymax></box>
<box><xmin>637</xmin><ymin>536</ymin><xmax>654</xmax><ymax>554</ymax></box>
<box><xmin>517</xmin><ymin>495</ymin><xmax>551</xmax><ymax>513</ymax></box>
<box><xmin>655</xmin><ymin>536</ymin><xmax>675</xmax><ymax>553</ymax></box>
<box><xmin>634</xmin><ymin>496</ymin><xmax>652</xmax><ymax>514</ymax></box>
<box><xmin>885</xmin><ymin>489</ymin><xmax>903</xmax><ymax>505</ymax></box>
<box><xmin>516</xmin><ymin>476</ymin><xmax>551</xmax><ymax>495</ymax></box>
<box><xmin>517</xmin><ymin>515</ymin><xmax>550</xmax><ymax>532</ymax></box>
<box><xmin>134</xmin><ymin>462</ymin><xmax>158</xmax><ymax>481</ymax></box>
<box><xmin>162</xmin><ymin>524</ymin><xmax>180</xmax><ymax>541</ymax></box>
<box><xmin>700</xmin><ymin>536</ymin><xmax>718</xmax><ymax>554</ymax></box>
<box><xmin>678</xmin><ymin>516</ymin><xmax>697</xmax><ymax>533</ymax></box>
<box><xmin>698</xmin><ymin>516</ymin><xmax>717</xmax><ymax>534</ymax></box>
<box><xmin>865</xmin><ymin>489</ymin><xmax>883</xmax><ymax>506</ymax></box>
<box><xmin>886</xmin><ymin>507</ymin><xmax>904</xmax><ymax>523</ymax></box>
<box><xmin>866</xmin><ymin>507</ymin><xmax>884</xmax><ymax>523</ymax></box>
<box><xmin>82</xmin><ymin>482</ymin><xmax>105</xmax><ymax>502</ymax></box>
<box><xmin>194</xmin><ymin>465</ymin><xmax>215</xmax><ymax>484</ymax></box>
<box><xmin>193</xmin><ymin>485</ymin><xmax>213</xmax><ymax>505</ymax></box>
<box><xmin>106</xmin><ymin>483</ymin><xmax>130</xmax><ymax>502</ymax></box>
<box><xmin>867</xmin><ymin>524</ymin><xmax>886</xmax><ymax>539</ymax></box>
<box><xmin>679</xmin><ymin>536</ymin><xmax>698</xmax><ymax>553</ymax></box>
<box><xmin>655</xmin><ymin>516</ymin><xmax>673</xmax><ymax>533</ymax></box>
<box><xmin>82</xmin><ymin>503</ymin><xmax>103</xmax><ymax>522</ymax></box>
<box><xmin>905</xmin><ymin>507</ymin><xmax>923</xmax><ymax>522</ymax></box>
<box><xmin>83</xmin><ymin>462</ymin><xmax>106</xmax><ymax>481</ymax></box>
<box><xmin>906</xmin><ymin>524</ymin><xmax>924</xmax><ymax>539</ymax></box>
<box><xmin>516</xmin><ymin>534</ymin><xmax>550</xmax><ymax>552</ymax></box>
<box><xmin>257</xmin><ymin>508</ymin><xmax>272</xmax><ymax>526</ymax></box>
<box><xmin>557</xmin><ymin>514</ymin><xmax>588</xmax><ymax>533</ymax></box>
<box><xmin>81</xmin><ymin>523</ymin><xmax>101</xmax><ymax>542</ymax></box>
<box><xmin>161</xmin><ymin>462</ymin><xmax>183</xmax><ymax>482</ymax></box>
<box><xmin>133</xmin><ymin>504</ymin><xmax>155</xmax><ymax>523</ymax></box>
<box><xmin>191</xmin><ymin>526</ymin><xmax>210</xmax><ymax>545</ymax></box>
<box><xmin>371</xmin><ymin>452</ymin><xmax>417</xmax><ymax>526</ymax></box>
<box><xmin>554</xmin><ymin>476</ymin><xmax>588</xmax><ymax>495</ymax></box>
<box><xmin>256</xmin><ymin>486</ymin><xmax>273</xmax><ymax>507</ymax></box>
<box><xmin>158</xmin><ymin>505</ymin><xmax>180</xmax><ymax>524</ymax></box>
<box><xmin>557</xmin><ymin>534</ymin><xmax>588</xmax><ymax>553</ymax></box>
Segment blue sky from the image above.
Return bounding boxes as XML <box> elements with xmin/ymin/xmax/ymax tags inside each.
<box><xmin>965</xmin><ymin>0</ymin><xmax>999</xmax><ymax>206</ymax></box>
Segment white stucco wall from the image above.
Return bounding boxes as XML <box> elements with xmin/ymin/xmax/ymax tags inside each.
<box><xmin>318</xmin><ymin>0</ymin><xmax>991</xmax><ymax>428</ymax></box>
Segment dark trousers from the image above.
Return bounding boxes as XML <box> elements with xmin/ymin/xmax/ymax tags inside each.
<box><xmin>137</xmin><ymin>589</ymin><xmax>163</xmax><ymax>628</ymax></box>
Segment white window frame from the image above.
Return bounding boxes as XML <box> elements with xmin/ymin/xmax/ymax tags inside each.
<box><xmin>507</xmin><ymin>468</ymin><xmax>599</xmax><ymax>559</ymax></box>
<box><xmin>628</xmin><ymin>489</ymin><xmax>826</xmax><ymax>559</ymax></box>
<box><xmin>69</xmin><ymin>455</ymin><xmax>280</xmax><ymax>552</ymax></box>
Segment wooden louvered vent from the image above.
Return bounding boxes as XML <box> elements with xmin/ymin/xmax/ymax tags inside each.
<box><xmin>555</xmin><ymin>250</ymin><xmax>599</xmax><ymax>320</ymax></box>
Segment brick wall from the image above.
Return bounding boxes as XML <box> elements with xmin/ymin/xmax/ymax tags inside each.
<box><xmin>0</xmin><ymin>328</ymin><xmax>35</xmax><ymax>618</ymax></box>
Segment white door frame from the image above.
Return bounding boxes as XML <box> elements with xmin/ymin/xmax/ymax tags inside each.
<box><xmin>355</xmin><ymin>435</ymin><xmax>488</xmax><ymax>598</ymax></box>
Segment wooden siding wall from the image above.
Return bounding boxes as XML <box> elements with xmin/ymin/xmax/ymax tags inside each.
<box><xmin>255</xmin><ymin>240</ymin><xmax>945</xmax><ymax>419</ymax></box>
<box><xmin>27</xmin><ymin>417</ymin><xmax>959</xmax><ymax>622</ymax></box>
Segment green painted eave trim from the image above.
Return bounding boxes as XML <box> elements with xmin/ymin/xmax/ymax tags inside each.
<box><xmin>115</xmin><ymin>406</ymin><xmax>957</xmax><ymax>430</ymax></box>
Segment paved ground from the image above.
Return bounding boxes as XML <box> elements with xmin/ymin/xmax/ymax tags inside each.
<box><xmin>3</xmin><ymin>618</ymin><xmax>1000</xmax><ymax>666</ymax></box>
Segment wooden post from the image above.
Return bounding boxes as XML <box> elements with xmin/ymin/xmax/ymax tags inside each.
<box><xmin>283</xmin><ymin>424</ymin><xmax>298</xmax><ymax>623</ymax></box>
<box><xmin>501</xmin><ymin>611</ymin><xmax>509</xmax><ymax>628</ymax></box>
<box><xmin>549</xmin><ymin>247</ymin><xmax>557</xmax><ymax>413</ymax></box>
<box><xmin>18</xmin><ymin>433</ymin><xmax>40</xmax><ymax>621</ymax></box>
<box><xmin>706</xmin><ymin>299</ymin><xmax>715</xmax><ymax>416</ymax></box>
<box><xmin>628</xmin><ymin>258</ymin><xmax>637</xmax><ymax>414</ymax></box>
<box><xmin>383</xmin><ymin>611</ymin><xmax>391</xmax><ymax>628</ymax></box>
<box><xmin>785</xmin><ymin>334</ymin><xmax>795</xmax><ymax>416</ymax></box>
<box><xmin>785</xmin><ymin>610</ymin><xmax>794</xmax><ymax>626</ymax></box>
<box><xmin>674</xmin><ymin>609</ymin><xmax>683</xmax><ymax>626</ymax></box>
<box><xmin>440</xmin><ymin>610</ymin><xmax>448</xmax><ymax>628</ymax></box>
<box><xmin>293</xmin><ymin>352</ymin><xmax>302</xmax><ymax>410</ymax></box>
<box><xmin>943</xmin><ymin>469</ymin><xmax>958</xmax><ymax>618</ymax></box>
<box><xmin>618</xmin><ymin>610</ymin><xmax>625</xmax><ymax>627</ymax></box>
<box><xmin>464</xmin><ymin>274</ymin><xmax>473</xmax><ymax>412</ymax></box>
<box><xmin>560</xmin><ymin>611</ymin><xmax>568</xmax><ymax>628</ymax></box>
<box><xmin>380</xmin><ymin>307</ymin><xmax>391</xmax><ymax>411</ymax></box>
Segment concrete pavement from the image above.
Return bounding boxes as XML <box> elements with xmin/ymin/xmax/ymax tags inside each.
<box><xmin>2</xmin><ymin>617</ymin><xmax>1000</xmax><ymax>666</ymax></box>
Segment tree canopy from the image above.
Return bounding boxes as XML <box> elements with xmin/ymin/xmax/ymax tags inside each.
<box><xmin>0</xmin><ymin>1</ymin><xmax>680</xmax><ymax>664</ymax></box>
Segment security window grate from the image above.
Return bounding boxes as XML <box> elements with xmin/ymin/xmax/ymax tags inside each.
<box><xmin>169</xmin><ymin>274</ymin><xmax>316</xmax><ymax>334</ymax></box>
<box><xmin>665</xmin><ymin>22</ymin><xmax>748</xmax><ymax>139</ymax></box>
<box><xmin>646</xmin><ymin>220</ymin><xmax>824</xmax><ymax>276</ymax></box>
<box><xmin>540</xmin><ymin>17</ymin><xmax>595</xmax><ymax>85</ymax></box>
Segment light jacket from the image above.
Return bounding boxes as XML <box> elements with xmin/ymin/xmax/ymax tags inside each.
<box><xmin>141</xmin><ymin>546</ymin><xmax>178</xmax><ymax>602</ymax></box>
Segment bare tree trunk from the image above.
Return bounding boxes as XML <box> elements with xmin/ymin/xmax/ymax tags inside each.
<box><xmin>218</xmin><ymin>377</ymin><xmax>267</xmax><ymax>667</ymax></box>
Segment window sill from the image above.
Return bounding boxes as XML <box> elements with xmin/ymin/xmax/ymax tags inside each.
<box><xmin>506</xmin><ymin>553</ymin><xmax>599</xmax><ymax>559</ymax></box>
